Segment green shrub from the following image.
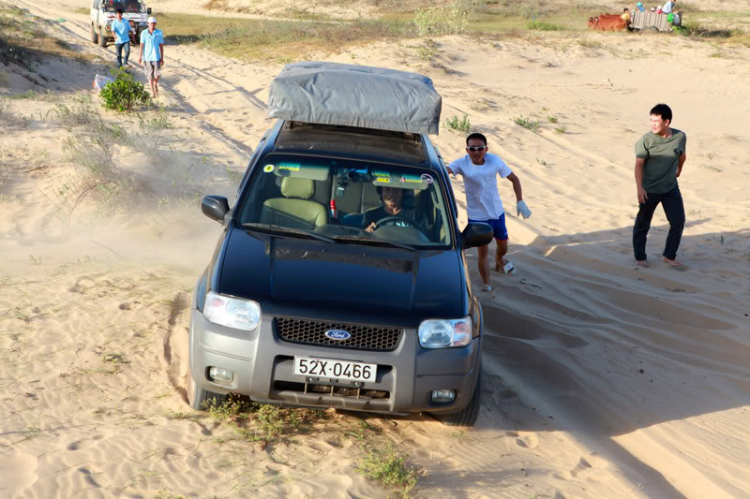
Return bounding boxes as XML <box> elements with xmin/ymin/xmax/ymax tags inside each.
<box><xmin>413</xmin><ymin>2</ymin><xmax>468</xmax><ymax>37</ymax></box>
<box><xmin>526</xmin><ymin>20</ymin><xmax>560</xmax><ymax>31</ymax></box>
<box><xmin>99</xmin><ymin>69</ymin><xmax>150</xmax><ymax>112</ymax></box>
<box><xmin>513</xmin><ymin>116</ymin><xmax>541</xmax><ymax>133</ymax></box>
<box><xmin>444</xmin><ymin>114</ymin><xmax>472</xmax><ymax>133</ymax></box>
<box><xmin>358</xmin><ymin>443</ymin><xmax>418</xmax><ymax>498</ymax></box>
<box><xmin>140</xmin><ymin>107</ymin><xmax>172</xmax><ymax>131</ymax></box>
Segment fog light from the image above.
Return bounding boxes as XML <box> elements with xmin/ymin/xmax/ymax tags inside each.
<box><xmin>431</xmin><ymin>389</ymin><xmax>456</xmax><ymax>403</ymax></box>
<box><xmin>208</xmin><ymin>367</ymin><xmax>233</xmax><ymax>383</ymax></box>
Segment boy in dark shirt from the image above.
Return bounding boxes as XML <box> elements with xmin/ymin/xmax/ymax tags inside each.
<box><xmin>633</xmin><ymin>103</ymin><xmax>687</xmax><ymax>268</ymax></box>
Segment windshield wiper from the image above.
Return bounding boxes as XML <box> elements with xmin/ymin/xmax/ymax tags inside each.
<box><xmin>332</xmin><ymin>235</ymin><xmax>416</xmax><ymax>252</ymax></box>
<box><xmin>241</xmin><ymin>223</ymin><xmax>337</xmax><ymax>244</ymax></box>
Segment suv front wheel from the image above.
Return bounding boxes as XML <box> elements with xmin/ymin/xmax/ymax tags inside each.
<box><xmin>91</xmin><ymin>24</ymin><xmax>98</xmax><ymax>44</ymax></box>
<box><xmin>434</xmin><ymin>363</ymin><xmax>483</xmax><ymax>427</ymax></box>
<box><xmin>99</xmin><ymin>26</ymin><xmax>107</xmax><ymax>47</ymax></box>
<box><xmin>187</xmin><ymin>364</ymin><xmax>227</xmax><ymax>410</ymax></box>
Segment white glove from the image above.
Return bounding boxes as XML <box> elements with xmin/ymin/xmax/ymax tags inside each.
<box><xmin>517</xmin><ymin>200</ymin><xmax>532</xmax><ymax>219</ymax></box>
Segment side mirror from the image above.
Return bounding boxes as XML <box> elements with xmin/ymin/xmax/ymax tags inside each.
<box><xmin>462</xmin><ymin>223</ymin><xmax>494</xmax><ymax>249</ymax></box>
<box><xmin>147</xmin><ymin>7</ymin><xmax>152</xmax><ymax>14</ymax></box>
<box><xmin>202</xmin><ymin>195</ymin><xmax>230</xmax><ymax>223</ymax></box>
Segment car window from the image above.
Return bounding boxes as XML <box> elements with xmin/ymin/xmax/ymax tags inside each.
<box><xmin>237</xmin><ymin>154</ymin><xmax>452</xmax><ymax>247</ymax></box>
<box><xmin>102</xmin><ymin>0</ymin><xmax>145</xmax><ymax>12</ymax></box>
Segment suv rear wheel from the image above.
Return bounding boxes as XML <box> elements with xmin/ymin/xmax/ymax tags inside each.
<box><xmin>91</xmin><ymin>24</ymin><xmax>98</xmax><ymax>44</ymax></box>
<box><xmin>187</xmin><ymin>364</ymin><xmax>227</xmax><ymax>410</ymax></box>
<box><xmin>434</xmin><ymin>363</ymin><xmax>482</xmax><ymax>427</ymax></box>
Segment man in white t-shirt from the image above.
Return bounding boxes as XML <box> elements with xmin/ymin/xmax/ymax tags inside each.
<box><xmin>662</xmin><ymin>0</ymin><xmax>675</xmax><ymax>14</ymax></box>
<box><xmin>447</xmin><ymin>132</ymin><xmax>532</xmax><ymax>292</ymax></box>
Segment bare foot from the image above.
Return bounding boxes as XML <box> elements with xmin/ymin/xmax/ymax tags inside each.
<box><xmin>662</xmin><ymin>257</ymin><xmax>683</xmax><ymax>268</ymax></box>
<box><xmin>636</xmin><ymin>260</ymin><xmax>649</xmax><ymax>268</ymax></box>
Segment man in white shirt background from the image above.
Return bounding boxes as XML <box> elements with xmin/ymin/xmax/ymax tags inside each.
<box><xmin>447</xmin><ymin>133</ymin><xmax>532</xmax><ymax>292</ymax></box>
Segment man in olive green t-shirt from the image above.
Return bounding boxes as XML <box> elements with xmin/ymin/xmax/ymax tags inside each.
<box><xmin>633</xmin><ymin>103</ymin><xmax>687</xmax><ymax>268</ymax></box>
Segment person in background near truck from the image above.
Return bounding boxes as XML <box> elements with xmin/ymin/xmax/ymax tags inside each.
<box><xmin>446</xmin><ymin>133</ymin><xmax>532</xmax><ymax>292</ymax></box>
<box><xmin>662</xmin><ymin>0</ymin><xmax>675</xmax><ymax>14</ymax></box>
<box><xmin>138</xmin><ymin>17</ymin><xmax>164</xmax><ymax>98</ymax></box>
<box><xmin>621</xmin><ymin>8</ymin><xmax>631</xmax><ymax>24</ymax></box>
<box><xmin>111</xmin><ymin>8</ymin><xmax>132</xmax><ymax>68</ymax></box>
<box><xmin>633</xmin><ymin>103</ymin><xmax>687</xmax><ymax>269</ymax></box>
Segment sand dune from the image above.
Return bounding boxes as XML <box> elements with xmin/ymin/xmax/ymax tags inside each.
<box><xmin>2</xmin><ymin>0</ymin><xmax>750</xmax><ymax>497</ymax></box>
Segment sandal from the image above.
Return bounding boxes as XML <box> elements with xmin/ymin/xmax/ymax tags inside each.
<box><xmin>480</xmin><ymin>284</ymin><xmax>492</xmax><ymax>292</ymax></box>
<box><xmin>495</xmin><ymin>261</ymin><xmax>517</xmax><ymax>275</ymax></box>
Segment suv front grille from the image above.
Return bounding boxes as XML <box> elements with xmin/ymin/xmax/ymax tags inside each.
<box><xmin>276</xmin><ymin>317</ymin><xmax>402</xmax><ymax>351</ymax></box>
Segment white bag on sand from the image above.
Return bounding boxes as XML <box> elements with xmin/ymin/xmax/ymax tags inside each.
<box><xmin>93</xmin><ymin>74</ymin><xmax>115</xmax><ymax>90</ymax></box>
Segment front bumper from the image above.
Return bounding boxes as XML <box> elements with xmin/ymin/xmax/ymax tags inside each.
<box><xmin>189</xmin><ymin>309</ymin><xmax>481</xmax><ymax>416</ymax></box>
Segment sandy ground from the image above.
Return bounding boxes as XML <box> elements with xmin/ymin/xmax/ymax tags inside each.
<box><xmin>2</xmin><ymin>0</ymin><xmax>750</xmax><ymax>497</ymax></box>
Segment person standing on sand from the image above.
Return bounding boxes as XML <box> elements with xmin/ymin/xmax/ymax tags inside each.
<box><xmin>111</xmin><ymin>8</ymin><xmax>133</xmax><ymax>68</ymax></box>
<box><xmin>446</xmin><ymin>132</ymin><xmax>532</xmax><ymax>292</ymax></box>
<box><xmin>138</xmin><ymin>16</ymin><xmax>164</xmax><ymax>98</ymax></box>
<box><xmin>633</xmin><ymin>103</ymin><xmax>687</xmax><ymax>268</ymax></box>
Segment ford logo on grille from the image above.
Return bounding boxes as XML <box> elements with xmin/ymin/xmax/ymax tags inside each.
<box><xmin>325</xmin><ymin>329</ymin><xmax>351</xmax><ymax>341</ymax></box>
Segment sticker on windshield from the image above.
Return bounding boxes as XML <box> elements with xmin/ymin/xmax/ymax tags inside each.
<box><xmin>372</xmin><ymin>170</ymin><xmax>390</xmax><ymax>178</ymax></box>
<box><xmin>374</xmin><ymin>176</ymin><xmax>391</xmax><ymax>184</ymax></box>
<box><xmin>420</xmin><ymin>173</ymin><xmax>434</xmax><ymax>184</ymax></box>
<box><xmin>399</xmin><ymin>174</ymin><xmax>423</xmax><ymax>184</ymax></box>
<box><xmin>263</xmin><ymin>164</ymin><xmax>274</xmax><ymax>172</ymax></box>
<box><xmin>278</xmin><ymin>162</ymin><xmax>301</xmax><ymax>172</ymax></box>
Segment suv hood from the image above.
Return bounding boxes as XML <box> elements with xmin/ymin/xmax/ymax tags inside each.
<box><xmin>216</xmin><ymin>228</ymin><xmax>464</xmax><ymax>325</ymax></box>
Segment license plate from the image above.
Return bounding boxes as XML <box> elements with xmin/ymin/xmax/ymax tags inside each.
<box><xmin>293</xmin><ymin>356</ymin><xmax>377</xmax><ymax>383</ymax></box>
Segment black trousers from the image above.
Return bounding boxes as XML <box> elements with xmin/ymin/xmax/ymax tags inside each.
<box><xmin>633</xmin><ymin>185</ymin><xmax>685</xmax><ymax>261</ymax></box>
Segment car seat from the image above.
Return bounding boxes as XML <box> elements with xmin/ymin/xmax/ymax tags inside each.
<box><xmin>260</xmin><ymin>177</ymin><xmax>328</xmax><ymax>230</ymax></box>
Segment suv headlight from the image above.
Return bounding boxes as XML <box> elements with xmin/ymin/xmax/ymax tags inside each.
<box><xmin>418</xmin><ymin>317</ymin><xmax>472</xmax><ymax>348</ymax></box>
<box><xmin>203</xmin><ymin>291</ymin><xmax>261</xmax><ymax>331</ymax></box>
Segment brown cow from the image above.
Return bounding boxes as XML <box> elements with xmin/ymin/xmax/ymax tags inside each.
<box><xmin>587</xmin><ymin>14</ymin><xmax>629</xmax><ymax>31</ymax></box>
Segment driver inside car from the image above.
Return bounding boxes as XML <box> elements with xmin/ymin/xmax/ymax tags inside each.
<box><xmin>363</xmin><ymin>186</ymin><xmax>427</xmax><ymax>234</ymax></box>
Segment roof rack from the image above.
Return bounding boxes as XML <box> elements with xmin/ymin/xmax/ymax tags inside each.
<box><xmin>268</xmin><ymin>62</ymin><xmax>442</xmax><ymax>135</ymax></box>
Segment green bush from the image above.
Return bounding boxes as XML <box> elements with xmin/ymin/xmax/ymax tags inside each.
<box><xmin>444</xmin><ymin>114</ymin><xmax>472</xmax><ymax>133</ymax></box>
<box><xmin>413</xmin><ymin>2</ymin><xmax>468</xmax><ymax>37</ymax></box>
<box><xmin>358</xmin><ymin>443</ymin><xmax>418</xmax><ymax>498</ymax></box>
<box><xmin>99</xmin><ymin>69</ymin><xmax>150</xmax><ymax>112</ymax></box>
<box><xmin>513</xmin><ymin>115</ymin><xmax>541</xmax><ymax>133</ymax></box>
<box><xmin>526</xmin><ymin>20</ymin><xmax>561</xmax><ymax>31</ymax></box>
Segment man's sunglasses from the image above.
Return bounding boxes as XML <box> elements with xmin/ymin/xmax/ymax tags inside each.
<box><xmin>467</xmin><ymin>145</ymin><xmax>487</xmax><ymax>152</ymax></box>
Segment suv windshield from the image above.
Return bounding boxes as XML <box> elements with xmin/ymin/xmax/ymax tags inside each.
<box><xmin>102</xmin><ymin>0</ymin><xmax>145</xmax><ymax>13</ymax></box>
<box><xmin>237</xmin><ymin>155</ymin><xmax>453</xmax><ymax>248</ymax></box>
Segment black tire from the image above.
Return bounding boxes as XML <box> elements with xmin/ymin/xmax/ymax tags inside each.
<box><xmin>187</xmin><ymin>364</ymin><xmax>227</xmax><ymax>410</ymax></box>
<box><xmin>99</xmin><ymin>26</ymin><xmax>107</xmax><ymax>48</ymax></box>
<box><xmin>435</xmin><ymin>363</ymin><xmax>483</xmax><ymax>427</ymax></box>
<box><xmin>91</xmin><ymin>24</ymin><xmax>99</xmax><ymax>44</ymax></box>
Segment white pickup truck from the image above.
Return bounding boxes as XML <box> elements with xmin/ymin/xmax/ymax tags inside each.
<box><xmin>89</xmin><ymin>0</ymin><xmax>151</xmax><ymax>48</ymax></box>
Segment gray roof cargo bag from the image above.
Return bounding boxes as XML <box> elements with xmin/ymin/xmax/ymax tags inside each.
<box><xmin>268</xmin><ymin>61</ymin><xmax>442</xmax><ymax>135</ymax></box>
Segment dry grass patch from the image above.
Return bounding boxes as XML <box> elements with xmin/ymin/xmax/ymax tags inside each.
<box><xmin>0</xmin><ymin>5</ymin><xmax>97</xmax><ymax>78</ymax></box>
<box><xmin>161</xmin><ymin>13</ymin><xmax>412</xmax><ymax>61</ymax></box>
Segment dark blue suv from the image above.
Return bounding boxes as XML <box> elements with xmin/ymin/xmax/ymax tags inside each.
<box><xmin>189</xmin><ymin>120</ymin><xmax>493</xmax><ymax>426</ymax></box>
